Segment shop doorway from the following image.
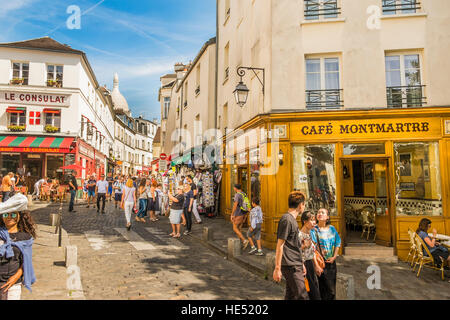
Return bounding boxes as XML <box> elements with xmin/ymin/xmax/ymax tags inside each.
<box><xmin>341</xmin><ymin>158</ymin><xmax>393</xmax><ymax>247</ymax></box>
<box><xmin>23</xmin><ymin>155</ymin><xmax>43</xmax><ymax>187</ymax></box>
<box><xmin>238</xmin><ymin>167</ymin><xmax>249</xmax><ymax>196</ymax></box>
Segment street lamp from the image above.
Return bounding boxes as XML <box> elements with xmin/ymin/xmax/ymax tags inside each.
<box><xmin>233</xmin><ymin>66</ymin><xmax>265</xmax><ymax>108</ymax></box>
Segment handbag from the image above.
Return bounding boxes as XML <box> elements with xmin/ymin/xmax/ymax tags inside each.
<box><xmin>313</xmin><ymin>229</ymin><xmax>326</xmax><ymax>269</ymax></box>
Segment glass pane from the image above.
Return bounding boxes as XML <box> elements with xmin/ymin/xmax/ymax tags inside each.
<box><xmin>54</xmin><ymin>115</ymin><xmax>61</xmax><ymax>128</ymax></box>
<box><xmin>394</xmin><ymin>142</ymin><xmax>442</xmax><ymax>216</ymax></box>
<box><xmin>19</xmin><ymin>114</ymin><xmax>26</xmax><ymax>126</ymax></box>
<box><xmin>343</xmin><ymin>144</ymin><xmax>386</xmax><ymax>155</ymax></box>
<box><xmin>293</xmin><ymin>144</ymin><xmax>336</xmax><ymax>215</ymax></box>
<box><xmin>323</xmin><ymin>0</ymin><xmax>338</xmax><ymax>19</ymax></box>
<box><xmin>230</xmin><ymin>166</ymin><xmax>238</xmax><ymax>203</ymax></box>
<box><xmin>385</xmin><ymin>56</ymin><xmax>400</xmax><ymax>71</ymax></box>
<box><xmin>10</xmin><ymin>113</ymin><xmax>18</xmax><ymax>125</ymax></box>
<box><xmin>382</xmin><ymin>0</ymin><xmax>397</xmax><ymax>15</ymax></box>
<box><xmin>306</xmin><ymin>59</ymin><xmax>320</xmax><ymax>72</ymax></box>
<box><xmin>45</xmin><ymin>114</ymin><xmax>52</xmax><ymax>126</ymax></box>
<box><xmin>404</xmin><ymin>55</ymin><xmax>421</xmax><ymax>86</ymax></box>
<box><xmin>22</xmin><ymin>63</ymin><xmax>29</xmax><ymax>71</ymax></box>
<box><xmin>13</xmin><ymin>63</ymin><xmax>20</xmax><ymax>72</ymax></box>
<box><xmin>305</xmin><ymin>0</ymin><xmax>319</xmax><ymax>20</ymax></box>
<box><xmin>0</xmin><ymin>154</ymin><xmax>20</xmax><ymax>176</ymax></box>
<box><xmin>401</xmin><ymin>0</ymin><xmax>416</xmax><ymax>14</ymax></box>
<box><xmin>386</xmin><ymin>70</ymin><xmax>402</xmax><ymax>87</ymax></box>
<box><xmin>375</xmin><ymin>162</ymin><xmax>388</xmax><ymax>216</ymax></box>
<box><xmin>46</xmin><ymin>155</ymin><xmax>64</xmax><ymax>180</ymax></box>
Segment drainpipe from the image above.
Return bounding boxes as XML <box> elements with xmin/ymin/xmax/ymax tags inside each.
<box><xmin>215</xmin><ymin>0</ymin><xmax>219</xmax><ymax>131</ymax></box>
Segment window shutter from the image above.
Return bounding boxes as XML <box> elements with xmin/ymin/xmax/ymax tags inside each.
<box><xmin>30</xmin><ymin>111</ymin><xmax>34</xmax><ymax>125</ymax></box>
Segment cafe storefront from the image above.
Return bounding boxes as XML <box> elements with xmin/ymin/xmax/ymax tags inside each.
<box><xmin>221</xmin><ymin>107</ymin><xmax>450</xmax><ymax>261</ymax></box>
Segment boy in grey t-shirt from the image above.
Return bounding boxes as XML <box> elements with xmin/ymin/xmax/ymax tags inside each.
<box><xmin>247</xmin><ymin>198</ymin><xmax>264</xmax><ymax>256</ymax></box>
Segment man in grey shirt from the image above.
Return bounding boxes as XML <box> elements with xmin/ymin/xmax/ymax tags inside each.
<box><xmin>96</xmin><ymin>174</ymin><xmax>109</xmax><ymax>214</ymax></box>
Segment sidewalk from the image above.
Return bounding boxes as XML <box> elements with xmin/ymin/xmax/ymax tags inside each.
<box><xmin>170</xmin><ymin>213</ymin><xmax>450</xmax><ymax>300</ymax></box>
<box><xmin>20</xmin><ymin>201</ymin><xmax>75</xmax><ymax>300</ymax></box>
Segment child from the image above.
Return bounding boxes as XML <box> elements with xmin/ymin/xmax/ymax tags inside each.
<box><xmin>247</xmin><ymin>198</ymin><xmax>264</xmax><ymax>256</ymax></box>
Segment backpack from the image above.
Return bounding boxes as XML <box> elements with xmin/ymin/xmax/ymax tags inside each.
<box><xmin>238</xmin><ymin>191</ymin><xmax>251</xmax><ymax>213</ymax></box>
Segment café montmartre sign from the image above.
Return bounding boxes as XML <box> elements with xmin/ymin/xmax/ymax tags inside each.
<box><xmin>291</xmin><ymin>118</ymin><xmax>441</xmax><ymax>140</ymax></box>
<box><xmin>1</xmin><ymin>91</ymin><xmax>70</xmax><ymax>107</ymax></box>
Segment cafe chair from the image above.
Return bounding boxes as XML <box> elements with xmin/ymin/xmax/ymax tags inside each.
<box><xmin>407</xmin><ymin>228</ymin><xmax>418</xmax><ymax>267</ymax></box>
<box><xmin>361</xmin><ymin>209</ymin><xmax>376</xmax><ymax>241</ymax></box>
<box><xmin>413</xmin><ymin>234</ymin><xmax>445</xmax><ymax>281</ymax></box>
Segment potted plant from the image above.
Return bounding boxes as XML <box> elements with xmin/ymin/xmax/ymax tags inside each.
<box><xmin>10</xmin><ymin>78</ymin><xmax>24</xmax><ymax>85</ymax></box>
<box><xmin>44</xmin><ymin>125</ymin><xmax>60</xmax><ymax>133</ymax></box>
<box><xmin>47</xmin><ymin>79</ymin><xmax>57</xmax><ymax>87</ymax></box>
<box><xmin>8</xmin><ymin>125</ymin><xmax>26</xmax><ymax>132</ymax></box>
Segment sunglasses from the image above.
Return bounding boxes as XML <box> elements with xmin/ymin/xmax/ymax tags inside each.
<box><xmin>2</xmin><ymin>213</ymin><xmax>18</xmax><ymax>219</ymax></box>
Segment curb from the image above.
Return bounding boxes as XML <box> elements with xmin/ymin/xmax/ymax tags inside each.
<box><xmin>190</xmin><ymin>227</ymin><xmax>355</xmax><ymax>300</ymax></box>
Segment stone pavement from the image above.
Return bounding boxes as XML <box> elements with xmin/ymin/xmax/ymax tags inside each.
<box><xmin>24</xmin><ymin>198</ymin><xmax>450</xmax><ymax>300</ymax></box>
<box><xmin>28</xmin><ymin>199</ymin><xmax>285</xmax><ymax>300</ymax></box>
<box><xmin>184</xmin><ymin>214</ymin><xmax>450</xmax><ymax>300</ymax></box>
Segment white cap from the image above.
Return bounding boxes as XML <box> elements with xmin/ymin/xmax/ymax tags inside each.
<box><xmin>0</xmin><ymin>193</ymin><xmax>28</xmax><ymax>214</ymax></box>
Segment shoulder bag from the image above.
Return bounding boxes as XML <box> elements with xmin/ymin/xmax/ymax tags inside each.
<box><xmin>313</xmin><ymin>229</ymin><xmax>326</xmax><ymax>269</ymax></box>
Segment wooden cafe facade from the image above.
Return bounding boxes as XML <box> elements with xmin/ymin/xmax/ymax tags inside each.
<box><xmin>220</xmin><ymin>107</ymin><xmax>450</xmax><ymax>261</ymax></box>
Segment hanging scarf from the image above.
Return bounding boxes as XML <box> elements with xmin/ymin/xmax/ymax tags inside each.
<box><xmin>0</xmin><ymin>228</ymin><xmax>36</xmax><ymax>292</ymax></box>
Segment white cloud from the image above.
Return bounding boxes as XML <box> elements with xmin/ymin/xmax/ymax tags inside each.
<box><xmin>0</xmin><ymin>0</ymin><xmax>35</xmax><ymax>17</ymax></box>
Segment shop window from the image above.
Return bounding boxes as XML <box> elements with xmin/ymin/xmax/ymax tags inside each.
<box><xmin>230</xmin><ymin>164</ymin><xmax>238</xmax><ymax>204</ymax></box>
<box><xmin>343</xmin><ymin>143</ymin><xmax>386</xmax><ymax>155</ymax></box>
<box><xmin>0</xmin><ymin>154</ymin><xmax>20</xmax><ymax>176</ymax></box>
<box><xmin>47</xmin><ymin>155</ymin><xmax>64</xmax><ymax>180</ymax></box>
<box><xmin>293</xmin><ymin>144</ymin><xmax>337</xmax><ymax>215</ymax></box>
<box><xmin>304</xmin><ymin>0</ymin><xmax>339</xmax><ymax>20</ymax></box>
<box><xmin>382</xmin><ymin>0</ymin><xmax>420</xmax><ymax>15</ymax></box>
<box><xmin>385</xmin><ymin>54</ymin><xmax>425</xmax><ymax>108</ymax></box>
<box><xmin>394</xmin><ymin>142</ymin><xmax>442</xmax><ymax>216</ymax></box>
<box><xmin>305</xmin><ymin>57</ymin><xmax>342</xmax><ymax>109</ymax></box>
<box><xmin>250</xmin><ymin>149</ymin><xmax>261</xmax><ymax>202</ymax></box>
<box><xmin>11</xmin><ymin>62</ymin><xmax>29</xmax><ymax>85</ymax></box>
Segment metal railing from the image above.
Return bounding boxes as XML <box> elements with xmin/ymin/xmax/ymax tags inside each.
<box><xmin>386</xmin><ymin>85</ymin><xmax>426</xmax><ymax>108</ymax></box>
<box><xmin>306</xmin><ymin>89</ymin><xmax>343</xmax><ymax>109</ymax></box>
<box><xmin>304</xmin><ymin>0</ymin><xmax>340</xmax><ymax>19</ymax></box>
<box><xmin>382</xmin><ymin>0</ymin><xmax>421</xmax><ymax>14</ymax></box>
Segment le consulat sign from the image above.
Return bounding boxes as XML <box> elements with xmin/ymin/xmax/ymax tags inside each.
<box><xmin>0</xmin><ymin>90</ymin><xmax>70</xmax><ymax>107</ymax></box>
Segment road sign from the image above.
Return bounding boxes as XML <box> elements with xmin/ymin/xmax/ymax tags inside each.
<box><xmin>160</xmin><ymin>153</ymin><xmax>167</xmax><ymax>160</ymax></box>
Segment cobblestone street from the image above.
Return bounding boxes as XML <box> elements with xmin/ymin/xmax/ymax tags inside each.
<box><xmin>29</xmin><ymin>200</ymin><xmax>284</xmax><ymax>300</ymax></box>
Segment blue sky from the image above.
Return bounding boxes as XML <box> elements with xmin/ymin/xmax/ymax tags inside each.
<box><xmin>0</xmin><ymin>0</ymin><xmax>216</xmax><ymax>121</ymax></box>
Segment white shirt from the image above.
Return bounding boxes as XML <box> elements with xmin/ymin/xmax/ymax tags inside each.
<box><xmin>35</xmin><ymin>179</ymin><xmax>45</xmax><ymax>187</ymax></box>
<box><xmin>96</xmin><ymin>180</ymin><xmax>109</xmax><ymax>194</ymax></box>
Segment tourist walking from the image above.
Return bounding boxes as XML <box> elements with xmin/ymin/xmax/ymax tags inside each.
<box><xmin>146</xmin><ymin>181</ymin><xmax>159</xmax><ymax>222</ymax></box>
<box><xmin>310</xmin><ymin>208</ymin><xmax>341</xmax><ymax>300</ymax></box>
<box><xmin>183</xmin><ymin>184</ymin><xmax>194</xmax><ymax>235</ymax></box>
<box><xmin>247</xmin><ymin>198</ymin><xmax>264</xmax><ymax>256</ymax></box>
<box><xmin>155</xmin><ymin>183</ymin><xmax>163</xmax><ymax>217</ymax></box>
<box><xmin>136</xmin><ymin>179</ymin><xmax>148</xmax><ymax>223</ymax></box>
<box><xmin>121</xmin><ymin>179</ymin><xmax>136</xmax><ymax>231</ymax></box>
<box><xmin>231</xmin><ymin>184</ymin><xmax>250</xmax><ymax>249</ymax></box>
<box><xmin>168</xmin><ymin>185</ymin><xmax>185</xmax><ymax>238</ymax></box>
<box><xmin>86</xmin><ymin>175</ymin><xmax>96</xmax><ymax>208</ymax></box>
<box><xmin>68</xmin><ymin>172</ymin><xmax>78</xmax><ymax>213</ymax></box>
<box><xmin>96</xmin><ymin>174</ymin><xmax>108</xmax><ymax>214</ymax></box>
<box><xmin>1</xmin><ymin>173</ymin><xmax>14</xmax><ymax>203</ymax></box>
<box><xmin>0</xmin><ymin>193</ymin><xmax>37</xmax><ymax>300</ymax></box>
<box><xmin>106</xmin><ymin>173</ymin><xmax>114</xmax><ymax>202</ymax></box>
<box><xmin>113</xmin><ymin>177</ymin><xmax>124</xmax><ymax>209</ymax></box>
<box><xmin>300</xmin><ymin>211</ymin><xmax>322</xmax><ymax>300</ymax></box>
<box><xmin>273</xmin><ymin>191</ymin><xmax>309</xmax><ymax>300</ymax></box>
<box><xmin>186</xmin><ymin>176</ymin><xmax>202</xmax><ymax>224</ymax></box>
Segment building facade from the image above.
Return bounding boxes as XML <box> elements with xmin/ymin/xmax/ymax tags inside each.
<box><xmin>0</xmin><ymin>37</ymin><xmax>158</xmax><ymax>186</ymax></box>
<box><xmin>0</xmin><ymin>37</ymin><xmax>114</xmax><ymax>188</ymax></box>
<box><xmin>215</xmin><ymin>0</ymin><xmax>450</xmax><ymax>260</ymax></box>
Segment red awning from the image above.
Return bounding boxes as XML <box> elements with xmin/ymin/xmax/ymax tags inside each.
<box><xmin>43</xmin><ymin>108</ymin><xmax>61</xmax><ymax>114</ymax></box>
<box><xmin>0</xmin><ymin>136</ymin><xmax>75</xmax><ymax>153</ymax></box>
<box><xmin>6</xmin><ymin>107</ymin><xmax>25</xmax><ymax>113</ymax></box>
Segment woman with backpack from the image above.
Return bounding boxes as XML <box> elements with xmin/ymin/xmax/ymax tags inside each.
<box><xmin>231</xmin><ymin>184</ymin><xmax>251</xmax><ymax>249</ymax></box>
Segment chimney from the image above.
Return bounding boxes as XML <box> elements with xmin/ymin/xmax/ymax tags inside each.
<box><xmin>174</xmin><ymin>63</ymin><xmax>186</xmax><ymax>80</ymax></box>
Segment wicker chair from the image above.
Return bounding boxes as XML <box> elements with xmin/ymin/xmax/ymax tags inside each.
<box><xmin>361</xmin><ymin>208</ymin><xmax>376</xmax><ymax>241</ymax></box>
<box><xmin>413</xmin><ymin>233</ymin><xmax>445</xmax><ymax>280</ymax></box>
<box><xmin>406</xmin><ymin>228</ymin><xmax>418</xmax><ymax>267</ymax></box>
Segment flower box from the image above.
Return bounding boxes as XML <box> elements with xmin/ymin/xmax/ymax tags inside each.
<box><xmin>10</xmin><ymin>78</ymin><xmax>24</xmax><ymax>85</ymax></box>
<box><xmin>8</xmin><ymin>125</ymin><xmax>26</xmax><ymax>132</ymax></box>
<box><xmin>44</xmin><ymin>125</ymin><xmax>60</xmax><ymax>133</ymax></box>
